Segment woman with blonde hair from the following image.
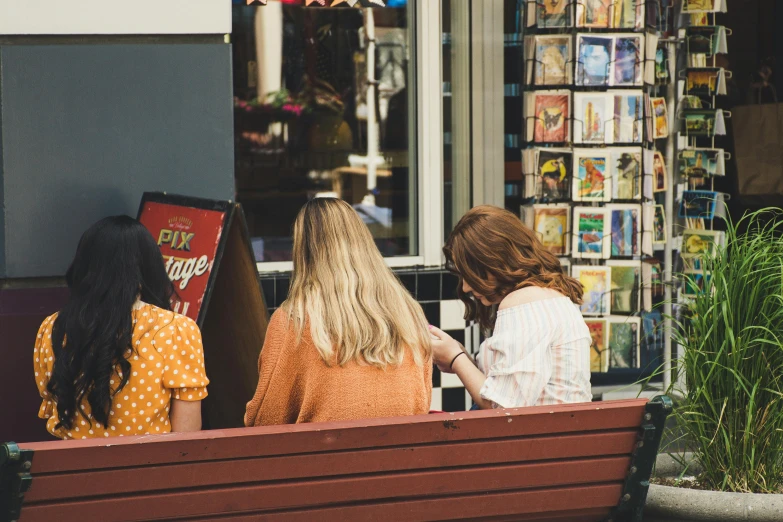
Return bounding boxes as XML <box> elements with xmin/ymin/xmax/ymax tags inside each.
<box><xmin>245</xmin><ymin>198</ymin><xmax>432</xmax><ymax>425</ymax></box>
<box><xmin>429</xmin><ymin>205</ymin><xmax>591</xmax><ymax>409</ymax></box>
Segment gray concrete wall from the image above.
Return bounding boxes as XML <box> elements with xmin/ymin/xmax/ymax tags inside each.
<box><xmin>0</xmin><ymin>43</ymin><xmax>235</xmax><ymax>278</ymax></box>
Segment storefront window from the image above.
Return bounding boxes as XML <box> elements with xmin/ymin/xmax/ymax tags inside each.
<box><xmin>232</xmin><ymin>1</ymin><xmax>416</xmax><ymax>262</ymax></box>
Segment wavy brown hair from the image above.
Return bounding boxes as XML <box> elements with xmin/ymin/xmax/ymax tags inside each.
<box><xmin>443</xmin><ymin>205</ymin><xmax>583</xmax><ymax>330</ymax></box>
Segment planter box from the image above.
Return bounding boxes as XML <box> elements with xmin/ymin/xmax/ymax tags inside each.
<box><xmin>645</xmin><ymin>453</ymin><xmax>783</xmax><ymax>521</ymax></box>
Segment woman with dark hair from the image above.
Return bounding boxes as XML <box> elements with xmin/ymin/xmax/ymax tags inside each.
<box><xmin>34</xmin><ymin>216</ymin><xmax>208</xmax><ymax>439</ymax></box>
<box><xmin>429</xmin><ymin>206</ymin><xmax>591</xmax><ymax>410</ymax></box>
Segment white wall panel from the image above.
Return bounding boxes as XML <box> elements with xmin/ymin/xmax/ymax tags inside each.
<box><xmin>0</xmin><ymin>0</ymin><xmax>230</xmax><ymax>35</ymax></box>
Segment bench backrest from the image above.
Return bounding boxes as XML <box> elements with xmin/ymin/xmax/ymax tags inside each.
<box><xmin>2</xmin><ymin>397</ymin><xmax>671</xmax><ymax>522</ymax></box>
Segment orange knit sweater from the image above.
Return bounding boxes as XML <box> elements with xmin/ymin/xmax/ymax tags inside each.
<box><xmin>244</xmin><ymin>310</ymin><xmax>432</xmax><ymax>426</ymax></box>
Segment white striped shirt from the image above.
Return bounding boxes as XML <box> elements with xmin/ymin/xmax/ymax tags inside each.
<box><xmin>477</xmin><ymin>296</ymin><xmax>592</xmax><ymax>408</ymax></box>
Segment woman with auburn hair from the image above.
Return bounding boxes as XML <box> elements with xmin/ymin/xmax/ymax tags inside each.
<box><xmin>245</xmin><ymin>198</ymin><xmax>432</xmax><ymax>425</ymax></box>
<box><xmin>429</xmin><ymin>205</ymin><xmax>591</xmax><ymax>409</ymax></box>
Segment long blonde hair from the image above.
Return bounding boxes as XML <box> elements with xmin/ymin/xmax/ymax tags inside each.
<box><xmin>283</xmin><ymin>198</ymin><xmax>431</xmax><ymax>367</ymax></box>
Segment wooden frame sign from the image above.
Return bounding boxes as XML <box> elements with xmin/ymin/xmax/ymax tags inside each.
<box><xmin>138</xmin><ymin>192</ymin><xmax>269</xmax><ymax>429</ymax></box>
<box><xmin>138</xmin><ymin>193</ymin><xmax>231</xmax><ymax>326</ymax></box>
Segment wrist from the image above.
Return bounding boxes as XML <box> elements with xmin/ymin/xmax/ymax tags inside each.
<box><xmin>449</xmin><ymin>351</ymin><xmax>468</xmax><ymax>371</ymax></box>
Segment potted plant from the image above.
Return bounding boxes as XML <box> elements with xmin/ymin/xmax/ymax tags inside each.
<box><xmin>644</xmin><ymin>209</ymin><xmax>783</xmax><ymax>521</ymax></box>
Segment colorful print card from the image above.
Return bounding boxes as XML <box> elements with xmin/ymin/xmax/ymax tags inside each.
<box><xmin>574</xmin><ymin>265</ymin><xmax>612</xmax><ymax>316</ymax></box>
<box><xmin>572</xmin><ymin>207</ymin><xmax>611</xmax><ymax>259</ymax></box>
<box><xmin>574</xmin><ymin>92</ymin><xmax>613</xmax><ymax>144</ymax></box>
<box><xmin>532</xmin><ymin>204</ymin><xmax>571</xmax><ymax>256</ymax></box>
<box><xmin>577</xmin><ymin>35</ymin><xmax>614</xmax><ymax>86</ymax></box>
<box><xmin>608</xmin><ymin>316</ymin><xmax>641</xmax><ymax>368</ymax></box>
<box><xmin>537</xmin><ymin>148</ymin><xmax>572</xmax><ymax>201</ymax></box>
<box><xmin>525</xmin><ymin>90</ymin><xmax>571</xmax><ymax>143</ymax></box>
<box><xmin>607</xmin><ymin>260</ymin><xmax>641</xmax><ymax>315</ymax></box>
<box><xmin>610</xmin><ymin>148</ymin><xmax>642</xmax><ymax>200</ymax></box>
<box><xmin>608</xmin><ymin>204</ymin><xmax>642</xmax><ymax>257</ymax></box>
<box><xmin>586</xmin><ymin>319</ymin><xmax>609</xmax><ymax>372</ymax></box>
<box><xmin>573</xmin><ymin>149</ymin><xmax>611</xmax><ymax>202</ymax></box>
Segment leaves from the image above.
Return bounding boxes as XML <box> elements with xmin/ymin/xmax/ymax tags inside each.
<box><xmin>668</xmin><ymin>208</ymin><xmax>783</xmax><ymax>493</ymax></box>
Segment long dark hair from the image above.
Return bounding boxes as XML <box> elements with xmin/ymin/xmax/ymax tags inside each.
<box><xmin>443</xmin><ymin>205</ymin><xmax>583</xmax><ymax>330</ymax></box>
<box><xmin>48</xmin><ymin>216</ymin><xmax>174</xmax><ymax>430</ymax></box>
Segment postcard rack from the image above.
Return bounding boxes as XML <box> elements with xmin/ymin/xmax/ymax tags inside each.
<box><xmin>520</xmin><ymin>0</ymin><xmax>686</xmax><ymax>387</ymax></box>
<box><xmin>668</xmin><ymin>6</ymin><xmax>732</xmax><ymax>390</ymax></box>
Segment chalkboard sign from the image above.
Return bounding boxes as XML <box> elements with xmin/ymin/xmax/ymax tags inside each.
<box><xmin>138</xmin><ymin>192</ymin><xmax>269</xmax><ymax>429</ymax></box>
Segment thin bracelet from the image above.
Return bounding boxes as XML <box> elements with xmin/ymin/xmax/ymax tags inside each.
<box><xmin>450</xmin><ymin>351</ymin><xmax>466</xmax><ymax>371</ymax></box>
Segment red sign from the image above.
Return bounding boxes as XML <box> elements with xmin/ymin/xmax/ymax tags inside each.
<box><xmin>139</xmin><ymin>201</ymin><xmax>228</xmax><ymax>322</ymax></box>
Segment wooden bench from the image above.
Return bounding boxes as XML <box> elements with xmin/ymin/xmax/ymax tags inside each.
<box><xmin>1</xmin><ymin>396</ymin><xmax>671</xmax><ymax>522</ymax></box>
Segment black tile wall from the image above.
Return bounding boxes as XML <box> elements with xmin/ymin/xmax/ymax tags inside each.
<box><xmin>442</xmin><ymin>272</ymin><xmax>460</xmax><ymax>300</ymax></box>
<box><xmin>416</xmin><ymin>272</ymin><xmax>441</xmax><ymax>302</ymax></box>
<box><xmin>431</xmin><ymin>365</ymin><xmax>441</xmax><ymax>388</ymax></box>
<box><xmin>420</xmin><ymin>302</ymin><xmax>440</xmax><ymax>327</ymax></box>
<box><xmin>442</xmin><ymin>387</ymin><xmax>467</xmax><ymax>412</ymax></box>
<box><xmin>274</xmin><ymin>277</ymin><xmax>290</xmax><ymax>307</ymax></box>
<box><xmin>260</xmin><ymin>279</ymin><xmax>276</xmax><ymax>309</ymax></box>
<box><xmin>260</xmin><ymin>268</ymin><xmax>459</xmax><ymax>310</ymax></box>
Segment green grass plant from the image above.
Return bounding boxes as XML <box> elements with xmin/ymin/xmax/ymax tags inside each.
<box><xmin>669</xmin><ymin>209</ymin><xmax>783</xmax><ymax>493</ymax></box>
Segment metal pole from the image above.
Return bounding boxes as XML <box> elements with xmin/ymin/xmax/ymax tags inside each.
<box><xmin>364</xmin><ymin>7</ymin><xmax>378</xmax><ymax>205</ymax></box>
<box><xmin>663</xmin><ymin>39</ymin><xmax>677</xmax><ymax>392</ymax></box>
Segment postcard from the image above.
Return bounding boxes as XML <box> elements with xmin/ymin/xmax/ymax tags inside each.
<box><xmin>686</xmin><ymin>26</ymin><xmax>728</xmax><ymax>55</ymax></box>
<box><xmin>683</xmin><ymin>270</ymin><xmax>712</xmax><ymax>297</ymax></box>
<box><xmin>536</xmin><ymin>0</ymin><xmax>571</xmax><ymax>28</ymax></box>
<box><xmin>643</xmin><ymin>33</ymin><xmax>660</xmax><ymax>85</ymax></box>
<box><xmin>522</xmin><ymin>148</ymin><xmax>537</xmax><ymax>198</ymax></box>
<box><xmin>679</xmin><ymin>190</ymin><xmax>718</xmax><ymax>219</ymax></box>
<box><xmin>685</xmin><ymin>67</ymin><xmax>728</xmax><ymax>96</ymax></box>
<box><xmin>575</xmin><ymin>92</ymin><xmax>613</xmax><ymax>144</ymax></box>
<box><xmin>611</xmin><ymin>0</ymin><xmax>644</xmax><ymax>30</ymax></box>
<box><xmin>682</xmin><ymin>0</ymin><xmax>726</xmax><ymax>14</ymax></box>
<box><xmin>533</xmin><ymin>204</ymin><xmax>571</xmax><ymax>256</ymax></box>
<box><xmin>608</xmin><ymin>204</ymin><xmax>641</xmax><ymax>257</ymax></box>
<box><xmin>607</xmin><ymin>260</ymin><xmax>641</xmax><ymax>315</ymax></box>
<box><xmin>577</xmin><ymin>35</ymin><xmax>614</xmax><ymax>86</ymax></box>
<box><xmin>653</xmin><ymin>151</ymin><xmax>667</xmax><ymax>193</ymax></box>
<box><xmin>682</xmin><ymin>256</ymin><xmax>703</xmax><ymax>272</ymax></box>
<box><xmin>614</xmin><ymin>35</ymin><xmax>643</xmax><ymax>86</ymax></box>
<box><xmin>641</xmin><ymin>310</ymin><xmax>663</xmax><ymax>369</ymax></box>
<box><xmin>655</xmin><ymin>47</ymin><xmax>669</xmax><ymax>84</ymax></box>
<box><xmin>651</xmin><ymin>97</ymin><xmax>669</xmax><ymax>139</ymax></box>
<box><xmin>585</xmin><ymin>319</ymin><xmax>609</xmax><ymax>372</ymax></box>
<box><xmin>612</xmin><ymin>91</ymin><xmax>644</xmax><ymax>144</ymax></box>
<box><xmin>574</xmin><ymin>265</ymin><xmax>612</xmax><ymax>316</ymax></box>
<box><xmin>534</xmin><ymin>35</ymin><xmax>572</xmax><ymax>86</ymax></box>
<box><xmin>525</xmin><ymin>90</ymin><xmax>571</xmax><ymax>143</ymax></box>
<box><xmin>608</xmin><ymin>316</ymin><xmax>641</xmax><ymax>369</ymax></box>
<box><xmin>682</xmin><ymin>109</ymin><xmax>727</xmax><ymax>137</ymax></box>
<box><xmin>681</xmin><ymin>229</ymin><xmax>722</xmax><ymax>258</ymax></box>
<box><xmin>653</xmin><ymin>204</ymin><xmax>667</xmax><ymax>244</ymax></box>
<box><xmin>573</xmin><ymin>150</ymin><xmax>611</xmax><ymax>202</ymax></box>
<box><xmin>647</xmin><ymin>0</ymin><xmax>676</xmax><ymax>37</ymax></box>
<box><xmin>640</xmin><ymin>203</ymin><xmax>653</xmax><ymax>256</ymax></box>
<box><xmin>611</xmin><ymin>148</ymin><xmax>642</xmax><ymax>200</ymax></box>
<box><xmin>680</xmin><ymin>95</ymin><xmax>704</xmax><ymax>110</ymax></box>
<box><xmin>537</xmin><ymin>148</ymin><xmax>572</xmax><ymax>201</ymax></box>
<box><xmin>679</xmin><ymin>147</ymin><xmax>726</xmax><ymax>178</ymax></box>
<box><xmin>572</xmin><ymin>207</ymin><xmax>611</xmax><ymax>259</ymax></box>
<box><xmin>578</xmin><ymin>0</ymin><xmax>611</xmax><ymax>28</ymax></box>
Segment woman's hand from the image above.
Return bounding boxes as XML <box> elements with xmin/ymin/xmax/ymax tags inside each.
<box><xmin>429</xmin><ymin>325</ymin><xmax>467</xmax><ymax>374</ymax></box>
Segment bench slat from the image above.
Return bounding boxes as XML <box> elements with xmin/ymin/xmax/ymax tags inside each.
<box><xmin>188</xmin><ymin>506</ymin><xmax>612</xmax><ymax>522</ymax></box>
<box><xmin>21</xmin><ymin>457</ymin><xmax>629</xmax><ymax>521</ymax></box>
<box><xmin>25</xmin><ymin>429</ymin><xmax>637</xmax><ymax>502</ymax></box>
<box><xmin>27</xmin><ymin>485</ymin><xmax>620</xmax><ymax>522</ymax></box>
<box><xmin>21</xmin><ymin>400</ymin><xmax>647</xmax><ymax>473</ymax></box>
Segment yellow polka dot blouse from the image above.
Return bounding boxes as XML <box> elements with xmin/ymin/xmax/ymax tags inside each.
<box><xmin>34</xmin><ymin>302</ymin><xmax>209</xmax><ymax>440</ymax></box>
